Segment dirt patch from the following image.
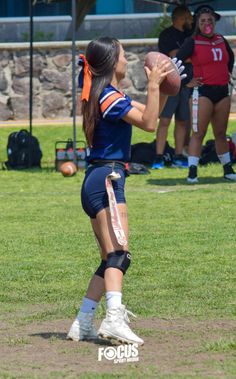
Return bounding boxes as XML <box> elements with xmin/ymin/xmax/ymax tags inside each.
<box><xmin>0</xmin><ymin>317</ymin><xmax>235</xmax><ymax>378</ymax></box>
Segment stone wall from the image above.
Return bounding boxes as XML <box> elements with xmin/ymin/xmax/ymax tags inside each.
<box><xmin>0</xmin><ymin>38</ymin><xmax>236</xmax><ymax>121</ymax></box>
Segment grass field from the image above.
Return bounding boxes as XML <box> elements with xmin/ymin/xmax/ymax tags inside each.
<box><xmin>0</xmin><ymin>121</ymin><xmax>236</xmax><ymax>378</ymax></box>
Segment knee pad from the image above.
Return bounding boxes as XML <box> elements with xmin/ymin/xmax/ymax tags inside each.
<box><xmin>94</xmin><ymin>259</ymin><xmax>107</xmax><ymax>278</ymax></box>
<box><xmin>106</xmin><ymin>250</ymin><xmax>131</xmax><ymax>275</ymax></box>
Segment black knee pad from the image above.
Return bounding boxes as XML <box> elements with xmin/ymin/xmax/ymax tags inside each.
<box><xmin>94</xmin><ymin>259</ymin><xmax>107</xmax><ymax>278</ymax></box>
<box><xmin>106</xmin><ymin>250</ymin><xmax>131</xmax><ymax>275</ymax></box>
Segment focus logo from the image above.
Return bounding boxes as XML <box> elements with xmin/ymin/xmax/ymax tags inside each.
<box><xmin>98</xmin><ymin>343</ymin><xmax>139</xmax><ymax>364</ymax></box>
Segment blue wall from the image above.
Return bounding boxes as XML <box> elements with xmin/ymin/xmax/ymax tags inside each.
<box><xmin>96</xmin><ymin>0</ymin><xmax>133</xmax><ymax>14</ymax></box>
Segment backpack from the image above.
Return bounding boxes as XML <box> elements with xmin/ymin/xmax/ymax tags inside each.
<box><xmin>199</xmin><ymin>137</ymin><xmax>236</xmax><ymax>165</ymax></box>
<box><xmin>131</xmin><ymin>139</ymin><xmax>175</xmax><ymax>166</ymax></box>
<box><xmin>5</xmin><ymin>129</ymin><xmax>43</xmax><ymax>169</ymax></box>
<box><xmin>199</xmin><ymin>139</ymin><xmax>218</xmax><ymax>165</ymax></box>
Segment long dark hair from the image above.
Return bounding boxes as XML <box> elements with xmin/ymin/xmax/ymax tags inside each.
<box><xmin>82</xmin><ymin>37</ymin><xmax>120</xmax><ymax>147</ymax></box>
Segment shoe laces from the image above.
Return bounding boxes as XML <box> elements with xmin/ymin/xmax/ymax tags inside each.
<box><xmin>122</xmin><ymin>307</ymin><xmax>137</xmax><ymax>324</ymax></box>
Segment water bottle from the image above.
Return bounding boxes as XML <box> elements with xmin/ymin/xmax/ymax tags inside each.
<box><xmin>57</xmin><ymin>149</ymin><xmax>66</xmax><ymax>160</ymax></box>
<box><xmin>67</xmin><ymin>148</ymin><xmax>74</xmax><ymax>160</ymax></box>
<box><xmin>77</xmin><ymin>148</ymin><xmax>86</xmax><ymax>169</ymax></box>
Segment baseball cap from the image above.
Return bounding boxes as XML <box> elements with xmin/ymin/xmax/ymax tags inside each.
<box><xmin>194</xmin><ymin>5</ymin><xmax>221</xmax><ymax>21</ymax></box>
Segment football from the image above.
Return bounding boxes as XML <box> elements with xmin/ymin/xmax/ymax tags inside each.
<box><xmin>144</xmin><ymin>51</ymin><xmax>181</xmax><ymax>96</ymax></box>
<box><xmin>60</xmin><ymin>161</ymin><xmax>77</xmax><ymax>177</ymax></box>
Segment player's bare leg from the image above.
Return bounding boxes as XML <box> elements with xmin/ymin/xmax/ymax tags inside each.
<box><xmin>212</xmin><ymin>96</ymin><xmax>236</xmax><ymax>180</ymax></box>
<box><xmin>93</xmin><ymin>204</ymin><xmax>143</xmax><ymax>345</ymax></box>
<box><xmin>187</xmin><ymin>97</ymin><xmax>212</xmax><ymax>183</ymax></box>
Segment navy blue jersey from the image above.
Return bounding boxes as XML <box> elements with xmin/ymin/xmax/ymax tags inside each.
<box><xmin>88</xmin><ymin>84</ymin><xmax>133</xmax><ymax>162</ymax></box>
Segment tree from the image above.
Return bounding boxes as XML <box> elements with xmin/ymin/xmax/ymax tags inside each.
<box><xmin>66</xmin><ymin>0</ymin><xmax>96</xmax><ymax>39</ymax></box>
<box><xmin>33</xmin><ymin>0</ymin><xmax>96</xmax><ymax>39</ymax></box>
<box><xmin>146</xmin><ymin>4</ymin><xmax>171</xmax><ymax>38</ymax></box>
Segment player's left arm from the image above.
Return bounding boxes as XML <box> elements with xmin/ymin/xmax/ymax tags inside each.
<box><xmin>131</xmin><ymin>101</ymin><xmax>145</xmax><ymax>112</ymax></box>
<box><xmin>222</xmin><ymin>37</ymin><xmax>235</xmax><ymax>73</ymax></box>
<box><xmin>176</xmin><ymin>37</ymin><xmax>194</xmax><ymax>62</ymax></box>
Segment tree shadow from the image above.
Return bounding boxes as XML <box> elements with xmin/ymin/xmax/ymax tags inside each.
<box><xmin>0</xmin><ymin>164</ymin><xmax>55</xmax><ymax>173</ymax></box>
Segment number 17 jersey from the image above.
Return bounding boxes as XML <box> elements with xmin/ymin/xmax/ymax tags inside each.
<box><xmin>192</xmin><ymin>34</ymin><xmax>229</xmax><ymax>85</ymax></box>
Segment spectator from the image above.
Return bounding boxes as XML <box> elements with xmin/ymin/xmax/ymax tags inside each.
<box><xmin>152</xmin><ymin>5</ymin><xmax>198</xmax><ymax>169</ymax></box>
<box><xmin>177</xmin><ymin>4</ymin><xmax>236</xmax><ymax>183</ymax></box>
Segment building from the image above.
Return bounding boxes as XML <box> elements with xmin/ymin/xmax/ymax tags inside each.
<box><xmin>0</xmin><ymin>0</ymin><xmax>235</xmax><ymax>41</ymax></box>
<box><xmin>0</xmin><ymin>0</ymin><xmax>235</xmax><ymax>17</ymax></box>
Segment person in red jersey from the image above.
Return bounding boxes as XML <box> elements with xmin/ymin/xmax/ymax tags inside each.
<box><xmin>177</xmin><ymin>5</ymin><xmax>236</xmax><ymax>183</ymax></box>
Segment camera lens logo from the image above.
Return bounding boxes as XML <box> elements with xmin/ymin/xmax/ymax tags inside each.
<box><xmin>98</xmin><ymin>343</ymin><xmax>139</xmax><ymax>364</ymax></box>
<box><xmin>103</xmin><ymin>347</ymin><xmax>117</xmax><ymax>360</ymax></box>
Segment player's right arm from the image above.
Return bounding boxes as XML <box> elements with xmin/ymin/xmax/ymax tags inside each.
<box><xmin>130</xmin><ymin>91</ymin><xmax>168</xmax><ymax>124</ymax></box>
<box><xmin>122</xmin><ymin>60</ymin><xmax>172</xmax><ymax>132</ymax></box>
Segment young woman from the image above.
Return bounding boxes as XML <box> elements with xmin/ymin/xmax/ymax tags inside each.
<box><xmin>67</xmin><ymin>37</ymin><xmax>183</xmax><ymax>345</ymax></box>
<box><xmin>177</xmin><ymin>5</ymin><xmax>236</xmax><ymax>183</ymax></box>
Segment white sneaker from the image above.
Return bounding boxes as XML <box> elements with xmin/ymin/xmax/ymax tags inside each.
<box><xmin>187</xmin><ymin>176</ymin><xmax>199</xmax><ymax>184</ymax></box>
<box><xmin>223</xmin><ymin>163</ymin><xmax>236</xmax><ymax>181</ymax></box>
<box><xmin>224</xmin><ymin>173</ymin><xmax>236</xmax><ymax>181</ymax></box>
<box><xmin>98</xmin><ymin>305</ymin><xmax>144</xmax><ymax>345</ymax></box>
<box><xmin>67</xmin><ymin>312</ymin><xmax>98</xmax><ymax>341</ymax></box>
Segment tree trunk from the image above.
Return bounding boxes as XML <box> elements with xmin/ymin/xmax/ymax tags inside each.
<box><xmin>66</xmin><ymin>0</ymin><xmax>96</xmax><ymax>40</ymax></box>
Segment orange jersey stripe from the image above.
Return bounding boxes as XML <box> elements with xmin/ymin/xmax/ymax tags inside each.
<box><xmin>100</xmin><ymin>92</ymin><xmax>124</xmax><ymax>114</ymax></box>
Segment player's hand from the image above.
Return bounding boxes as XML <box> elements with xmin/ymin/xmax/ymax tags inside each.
<box><xmin>171</xmin><ymin>58</ymin><xmax>187</xmax><ymax>80</ymax></box>
<box><xmin>145</xmin><ymin>58</ymin><xmax>174</xmax><ymax>86</ymax></box>
<box><xmin>186</xmin><ymin>77</ymin><xmax>203</xmax><ymax>88</ymax></box>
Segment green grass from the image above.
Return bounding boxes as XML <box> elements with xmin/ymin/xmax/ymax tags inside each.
<box><xmin>203</xmin><ymin>338</ymin><xmax>236</xmax><ymax>353</ymax></box>
<box><xmin>0</xmin><ymin>121</ymin><xmax>236</xmax><ymax>378</ymax></box>
<box><xmin>0</xmin><ymin>120</ymin><xmax>235</xmax><ymax>166</ymax></box>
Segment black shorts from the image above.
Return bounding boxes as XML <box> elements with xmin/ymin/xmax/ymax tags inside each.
<box><xmin>160</xmin><ymin>86</ymin><xmax>191</xmax><ymax>121</ymax></box>
<box><xmin>197</xmin><ymin>84</ymin><xmax>230</xmax><ymax>104</ymax></box>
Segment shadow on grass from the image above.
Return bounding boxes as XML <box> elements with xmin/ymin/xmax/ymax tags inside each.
<box><xmin>30</xmin><ymin>333</ymin><xmax>117</xmax><ymax>346</ymax></box>
<box><xmin>147</xmin><ymin>176</ymin><xmax>231</xmax><ymax>186</ymax></box>
<box><xmin>30</xmin><ymin>332</ymin><xmax>68</xmax><ymax>340</ymax></box>
<box><xmin>0</xmin><ymin>164</ymin><xmax>55</xmax><ymax>173</ymax></box>
<box><xmin>0</xmin><ymin>164</ymin><xmax>85</xmax><ymax>175</ymax></box>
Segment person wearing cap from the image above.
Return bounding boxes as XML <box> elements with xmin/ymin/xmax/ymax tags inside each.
<box><xmin>177</xmin><ymin>4</ymin><xmax>236</xmax><ymax>183</ymax></box>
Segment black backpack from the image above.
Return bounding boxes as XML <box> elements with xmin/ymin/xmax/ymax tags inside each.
<box><xmin>131</xmin><ymin>139</ymin><xmax>175</xmax><ymax>166</ymax></box>
<box><xmin>200</xmin><ymin>138</ymin><xmax>236</xmax><ymax>166</ymax></box>
<box><xmin>5</xmin><ymin>129</ymin><xmax>43</xmax><ymax>169</ymax></box>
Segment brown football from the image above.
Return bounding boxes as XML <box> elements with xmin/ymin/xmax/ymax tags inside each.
<box><xmin>60</xmin><ymin>161</ymin><xmax>77</xmax><ymax>177</ymax></box>
<box><xmin>144</xmin><ymin>51</ymin><xmax>181</xmax><ymax>96</ymax></box>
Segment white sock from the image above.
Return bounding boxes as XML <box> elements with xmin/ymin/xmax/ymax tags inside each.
<box><xmin>188</xmin><ymin>156</ymin><xmax>199</xmax><ymax>167</ymax></box>
<box><xmin>79</xmin><ymin>297</ymin><xmax>98</xmax><ymax>315</ymax></box>
<box><xmin>106</xmin><ymin>291</ymin><xmax>122</xmax><ymax>309</ymax></box>
<box><xmin>218</xmin><ymin>152</ymin><xmax>231</xmax><ymax>166</ymax></box>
